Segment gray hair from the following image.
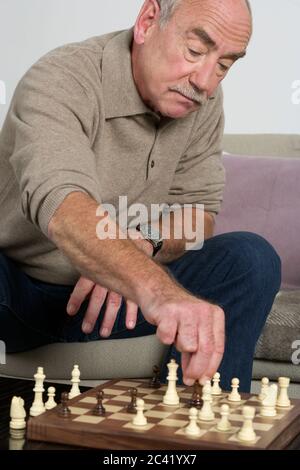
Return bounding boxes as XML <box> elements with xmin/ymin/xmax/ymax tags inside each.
<box><xmin>156</xmin><ymin>0</ymin><xmax>181</xmax><ymax>27</ymax></box>
<box><xmin>157</xmin><ymin>0</ymin><xmax>252</xmax><ymax>27</ymax></box>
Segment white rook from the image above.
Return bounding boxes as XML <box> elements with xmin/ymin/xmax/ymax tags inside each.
<box><xmin>277</xmin><ymin>377</ymin><xmax>291</xmax><ymax>408</ymax></box>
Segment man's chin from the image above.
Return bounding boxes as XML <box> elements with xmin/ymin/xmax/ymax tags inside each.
<box><xmin>162</xmin><ymin>105</ymin><xmax>199</xmax><ymax>119</ymax></box>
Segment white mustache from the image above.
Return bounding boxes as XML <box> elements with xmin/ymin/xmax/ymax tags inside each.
<box><xmin>169</xmin><ymin>85</ymin><xmax>207</xmax><ymax>106</ymax></box>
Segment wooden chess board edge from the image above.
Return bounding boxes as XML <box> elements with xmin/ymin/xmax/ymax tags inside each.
<box><xmin>26</xmin><ymin>380</ymin><xmax>300</xmax><ymax>451</ymax></box>
<box><xmin>26</xmin><ymin>419</ymin><xmax>261</xmax><ymax>451</ymax></box>
<box><xmin>266</xmin><ymin>414</ymin><xmax>300</xmax><ymax>450</ymax></box>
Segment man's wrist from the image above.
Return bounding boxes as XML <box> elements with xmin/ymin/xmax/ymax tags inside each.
<box><xmin>136</xmin><ymin>223</ymin><xmax>163</xmax><ymax>257</ymax></box>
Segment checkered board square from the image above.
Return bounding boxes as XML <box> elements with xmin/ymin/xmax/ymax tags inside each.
<box><xmin>27</xmin><ymin>379</ymin><xmax>300</xmax><ymax>450</ymax></box>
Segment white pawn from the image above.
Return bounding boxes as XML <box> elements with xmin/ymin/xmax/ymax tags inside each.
<box><xmin>163</xmin><ymin>359</ymin><xmax>180</xmax><ymax>406</ymax></box>
<box><xmin>217</xmin><ymin>404</ymin><xmax>232</xmax><ymax>432</ymax></box>
<box><xmin>132</xmin><ymin>399</ymin><xmax>147</xmax><ymax>426</ymax></box>
<box><xmin>185</xmin><ymin>408</ymin><xmax>201</xmax><ymax>436</ymax></box>
<box><xmin>198</xmin><ymin>382</ymin><xmax>215</xmax><ymax>421</ymax></box>
<box><xmin>69</xmin><ymin>365</ymin><xmax>81</xmax><ymax>399</ymax></box>
<box><xmin>10</xmin><ymin>397</ymin><xmax>26</xmax><ymax>430</ymax></box>
<box><xmin>211</xmin><ymin>372</ymin><xmax>222</xmax><ymax>396</ymax></box>
<box><xmin>30</xmin><ymin>367</ymin><xmax>46</xmax><ymax>417</ymax></box>
<box><xmin>261</xmin><ymin>384</ymin><xmax>278</xmax><ymax>417</ymax></box>
<box><xmin>228</xmin><ymin>378</ymin><xmax>241</xmax><ymax>402</ymax></box>
<box><xmin>259</xmin><ymin>377</ymin><xmax>269</xmax><ymax>401</ymax></box>
<box><xmin>237</xmin><ymin>406</ymin><xmax>256</xmax><ymax>443</ymax></box>
<box><xmin>276</xmin><ymin>377</ymin><xmax>291</xmax><ymax>408</ymax></box>
<box><xmin>45</xmin><ymin>386</ymin><xmax>57</xmax><ymax>410</ymax></box>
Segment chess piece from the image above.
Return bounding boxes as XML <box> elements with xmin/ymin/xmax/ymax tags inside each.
<box><xmin>198</xmin><ymin>381</ymin><xmax>215</xmax><ymax>421</ymax></box>
<box><xmin>259</xmin><ymin>377</ymin><xmax>269</xmax><ymax>401</ymax></box>
<box><xmin>10</xmin><ymin>397</ymin><xmax>26</xmax><ymax>430</ymax></box>
<box><xmin>276</xmin><ymin>377</ymin><xmax>291</xmax><ymax>408</ymax></box>
<box><xmin>149</xmin><ymin>365</ymin><xmax>161</xmax><ymax>389</ymax></box>
<box><xmin>185</xmin><ymin>408</ymin><xmax>201</xmax><ymax>436</ymax></box>
<box><xmin>189</xmin><ymin>381</ymin><xmax>203</xmax><ymax>409</ymax></box>
<box><xmin>237</xmin><ymin>406</ymin><xmax>256</xmax><ymax>442</ymax></box>
<box><xmin>127</xmin><ymin>388</ymin><xmax>138</xmax><ymax>413</ymax></box>
<box><xmin>30</xmin><ymin>367</ymin><xmax>46</xmax><ymax>417</ymax></box>
<box><xmin>228</xmin><ymin>378</ymin><xmax>241</xmax><ymax>402</ymax></box>
<box><xmin>69</xmin><ymin>365</ymin><xmax>81</xmax><ymax>399</ymax></box>
<box><xmin>163</xmin><ymin>359</ymin><xmax>180</xmax><ymax>406</ymax></box>
<box><xmin>260</xmin><ymin>384</ymin><xmax>278</xmax><ymax>417</ymax></box>
<box><xmin>93</xmin><ymin>391</ymin><xmax>106</xmax><ymax>416</ymax></box>
<box><xmin>211</xmin><ymin>372</ymin><xmax>222</xmax><ymax>396</ymax></box>
<box><xmin>217</xmin><ymin>404</ymin><xmax>232</xmax><ymax>432</ymax></box>
<box><xmin>45</xmin><ymin>386</ymin><xmax>57</xmax><ymax>410</ymax></box>
<box><xmin>132</xmin><ymin>399</ymin><xmax>147</xmax><ymax>426</ymax></box>
<box><xmin>58</xmin><ymin>392</ymin><xmax>71</xmax><ymax>417</ymax></box>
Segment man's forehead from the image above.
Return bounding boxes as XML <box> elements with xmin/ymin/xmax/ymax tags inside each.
<box><xmin>172</xmin><ymin>0</ymin><xmax>252</xmax><ymax>50</ymax></box>
<box><xmin>172</xmin><ymin>0</ymin><xmax>252</xmax><ymax>28</ymax></box>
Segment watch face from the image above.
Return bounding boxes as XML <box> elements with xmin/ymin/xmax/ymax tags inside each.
<box><xmin>148</xmin><ymin>227</ymin><xmax>161</xmax><ymax>241</ymax></box>
<box><xmin>141</xmin><ymin>224</ymin><xmax>161</xmax><ymax>242</ymax></box>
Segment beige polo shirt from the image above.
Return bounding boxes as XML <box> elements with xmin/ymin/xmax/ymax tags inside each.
<box><xmin>0</xmin><ymin>29</ymin><xmax>225</xmax><ymax>285</ymax></box>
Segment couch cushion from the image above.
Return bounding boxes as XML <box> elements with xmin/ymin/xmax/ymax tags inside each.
<box><xmin>253</xmin><ymin>359</ymin><xmax>300</xmax><ymax>385</ymax></box>
<box><xmin>215</xmin><ymin>154</ymin><xmax>300</xmax><ymax>289</ymax></box>
<box><xmin>223</xmin><ymin>134</ymin><xmax>300</xmax><ymax>158</ymax></box>
<box><xmin>0</xmin><ymin>335</ymin><xmax>166</xmax><ymax>380</ymax></box>
<box><xmin>255</xmin><ymin>290</ymin><xmax>300</xmax><ymax>362</ymax></box>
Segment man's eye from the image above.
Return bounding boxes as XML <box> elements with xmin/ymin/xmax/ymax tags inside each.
<box><xmin>188</xmin><ymin>48</ymin><xmax>203</xmax><ymax>57</ymax></box>
<box><xmin>218</xmin><ymin>63</ymin><xmax>229</xmax><ymax>72</ymax></box>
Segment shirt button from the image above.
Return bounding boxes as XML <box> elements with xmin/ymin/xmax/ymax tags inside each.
<box><xmin>151</xmin><ymin>160</ymin><xmax>155</xmax><ymax>169</ymax></box>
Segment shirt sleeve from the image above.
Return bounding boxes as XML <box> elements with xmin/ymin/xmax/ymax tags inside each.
<box><xmin>167</xmin><ymin>86</ymin><xmax>226</xmax><ymax>215</ymax></box>
<box><xmin>8</xmin><ymin>49</ymin><xmax>102</xmax><ymax>236</ymax></box>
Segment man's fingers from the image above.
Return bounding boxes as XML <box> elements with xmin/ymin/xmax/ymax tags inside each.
<box><xmin>182</xmin><ymin>316</ymin><xmax>214</xmax><ymax>383</ymax></box>
<box><xmin>99</xmin><ymin>291</ymin><xmax>122</xmax><ymax>337</ymax></box>
<box><xmin>156</xmin><ymin>317</ymin><xmax>177</xmax><ymax>345</ymax></box>
<box><xmin>67</xmin><ymin>277</ymin><xmax>95</xmax><ymax>316</ymax></box>
<box><xmin>202</xmin><ymin>306</ymin><xmax>225</xmax><ymax>382</ymax></box>
<box><xmin>176</xmin><ymin>316</ymin><xmax>198</xmax><ymax>353</ymax></box>
<box><xmin>82</xmin><ymin>285</ymin><xmax>108</xmax><ymax>333</ymax></box>
<box><xmin>125</xmin><ymin>300</ymin><xmax>138</xmax><ymax>330</ymax></box>
<box><xmin>181</xmin><ymin>352</ymin><xmax>195</xmax><ymax>386</ymax></box>
<box><xmin>182</xmin><ymin>307</ymin><xmax>225</xmax><ymax>385</ymax></box>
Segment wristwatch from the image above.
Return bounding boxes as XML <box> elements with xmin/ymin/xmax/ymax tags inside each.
<box><xmin>136</xmin><ymin>223</ymin><xmax>163</xmax><ymax>257</ymax></box>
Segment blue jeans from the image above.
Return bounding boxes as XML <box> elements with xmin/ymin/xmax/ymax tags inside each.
<box><xmin>0</xmin><ymin>232</ymin><xmax>281</xmax><ymax>392</ymax></box>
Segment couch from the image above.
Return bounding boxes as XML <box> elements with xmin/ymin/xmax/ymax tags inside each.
<box><xmin>1</xmin><ymin>134</ymin><xmax>300</xmax><ymax>396</ymax></box>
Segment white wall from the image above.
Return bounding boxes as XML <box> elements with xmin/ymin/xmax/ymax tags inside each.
<box><xmin>0</xmin><ymin>0</ymin><xmax>299</xmax><ymax>134</ymax></box>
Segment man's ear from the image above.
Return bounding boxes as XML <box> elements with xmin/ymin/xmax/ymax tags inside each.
<box><xmin>133</xmin><ymin>0</ymin><xmax>161</xmax><ymax>45</ymax></box>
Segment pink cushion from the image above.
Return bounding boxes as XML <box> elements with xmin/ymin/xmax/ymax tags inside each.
<box><xmin>215</xmin><ymin>154</ymin><xmax>300</xmax><ymax>289</ymax></box>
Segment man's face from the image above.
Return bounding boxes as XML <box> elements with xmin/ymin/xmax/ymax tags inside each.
<box><xmin>132</xmin><ymin>0</ymin><xmax>252</xmax><ymax>118</ymax></box>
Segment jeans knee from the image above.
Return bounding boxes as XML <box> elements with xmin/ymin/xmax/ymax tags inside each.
<box><xmin>221</xmin><ymin>232</ymin><xmax>282</xmax><ymax>294</ymax></box>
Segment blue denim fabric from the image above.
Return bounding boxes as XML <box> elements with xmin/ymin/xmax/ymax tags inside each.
<box><xmin>0</xmin><ymin>232</ymin><xmax>281</xmax><ymax>392</ymax></box>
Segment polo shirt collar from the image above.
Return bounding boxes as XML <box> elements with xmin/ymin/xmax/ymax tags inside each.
<box><xmin>102</xmin><ymin>29</ymin><xmax>150</xmax><ymax>119</ymax></box>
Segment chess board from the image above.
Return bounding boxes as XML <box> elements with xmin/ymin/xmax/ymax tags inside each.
<box><xmin>27</xmin><ymin>379</ymin><xmax>300</xmax><ymax>450</ymax></box>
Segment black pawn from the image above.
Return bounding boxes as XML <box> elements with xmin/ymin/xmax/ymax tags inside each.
<box><xmin>126</xmin><ymin>388</ymin><xmax>137</xmax><ymax>414</ymax></box>
<box><xmin>93</xmin><ymin>391</ymin><xmax>106</xmax><ymax>416</ymax></box>
<box><xmin>149</xmin><ymin>365</ymin><xmax>161</xmax><ymax>389</ymax></box>
<box><xmin>58</xmin><ymin>392</ymin><xmax>71</xmax><ymax>417</ymax></box>
<box><xmin>189</xmin><ymin>382</ymin><xmax>203</xmax><ymax>409</ymax></box>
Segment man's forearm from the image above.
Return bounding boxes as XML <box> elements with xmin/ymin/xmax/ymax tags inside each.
<box><xmin>154</xmin><ymin>211</ymin><xmax>215</xmax><ymax>264</ymax></box>
<box><xmin>48</xmin><ymin>192</ymin><xmax>181</xmax><ymax>313</ymax></box>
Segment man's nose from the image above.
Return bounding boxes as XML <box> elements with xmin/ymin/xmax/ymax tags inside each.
<box><xmin>189</xmin><ymin>60</ymin><xmax>216</xmax><ymax>98</ymax></box>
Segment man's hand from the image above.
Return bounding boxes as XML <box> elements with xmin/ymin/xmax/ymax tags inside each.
<box><xmin>66</xmin><ymin>235</ymin><xmax>153</xmax><ymax>336</ymax></box>
<box><xmin>67</xmin><ymin>277</ymin><xmax>139</xmax><ymax>336</ymax></box>
<box><xmin>143</xmin><ymin>294</ymin><xmax>225</xmax><ymax>386</ymax></box>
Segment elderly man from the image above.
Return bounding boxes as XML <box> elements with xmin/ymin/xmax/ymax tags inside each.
<box><xmin>0</xmin><ymin>0</ymin><xmax>280</xmax><ymax>391</ymax></box>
